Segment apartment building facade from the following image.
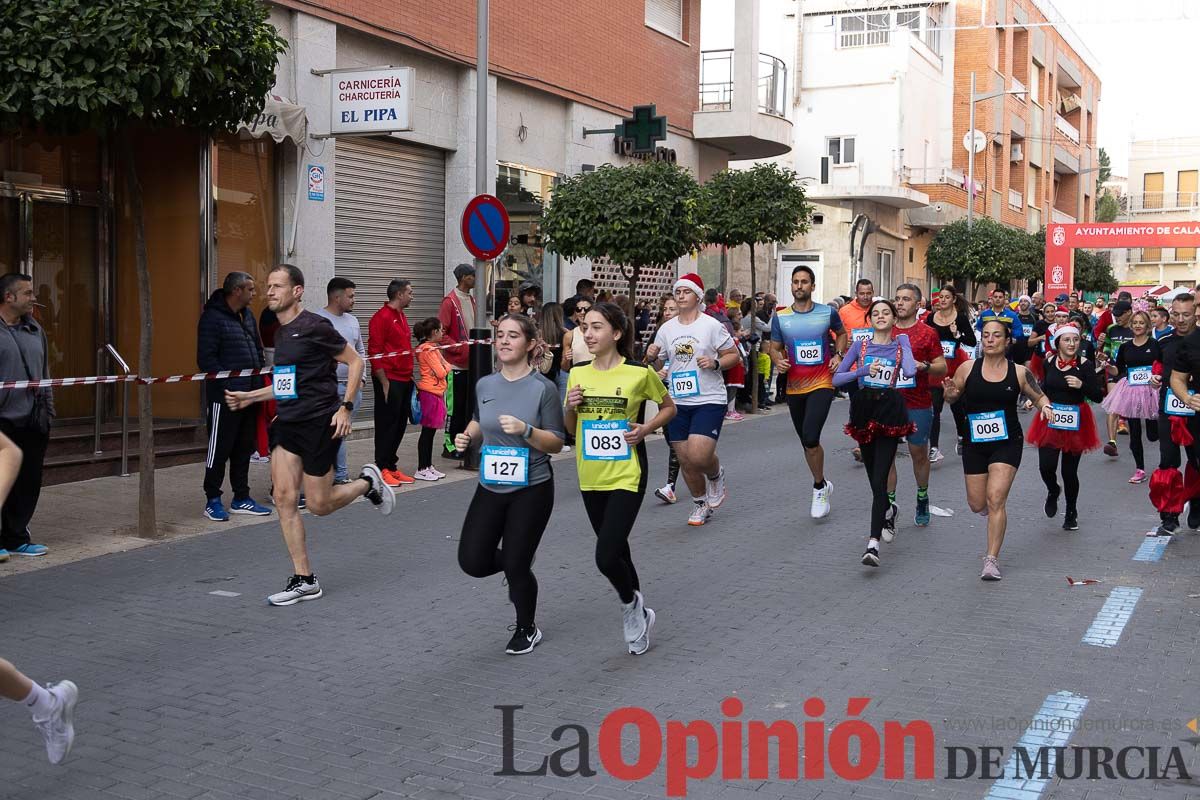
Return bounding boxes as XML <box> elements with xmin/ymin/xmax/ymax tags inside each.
<box><xmin>1109</xmin><ymin>137</ymin><xmax>1200</xmax><ymax>291</ymax></box>
<box><xmin>727</xmin><ymin>0</ymin><xmax>1101</xmax><ymax>302</ymax></box>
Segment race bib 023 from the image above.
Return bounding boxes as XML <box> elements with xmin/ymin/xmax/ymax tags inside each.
<box><xmin>851</xmin><ymin>327</ymin><xmax>872</xmax><ymax>341</ymax></box>
<box><xmin>272</xmin><ymin>365</ymin><xmax>298</xmax><ymax>400</ymax></box>
<box><xmin>480</xmin><ymin>445</ymin><xmax>529</xmax><ymax>487</ymax></box>
<box><xmin>968</xmin><ymin>410</ymin><xmax>1009</xmax><ymax>443</ymax></box>
<box><xmin>581</xmin><ymin>419</ymin><xmax>631</xmax><ymax>461</ymax></box>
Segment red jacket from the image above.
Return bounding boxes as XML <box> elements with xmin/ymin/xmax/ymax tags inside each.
<box><xmin>1092</xmin><ymin>309</ymin><xmax>1113</xmax><ymax>341</ymax></box>
<box><xmin>438</xmin><ymin>291</ymin><xmax>476</xmax><ymax>369</ymax></box>
<box><xmin>368</xmin><ymin>304</ymin><xmax>413</xmax><ymax>381</ymax></box>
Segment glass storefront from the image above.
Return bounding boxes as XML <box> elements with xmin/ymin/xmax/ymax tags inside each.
<box><xmin>213</xmin><ymin>132</ymin><xmax>278</xmax><ymax>320</ymax></box>
<box><xmin>496</xmin><ymin>163</ymin><xmax>557</xmax><ymax>310</ymax></box>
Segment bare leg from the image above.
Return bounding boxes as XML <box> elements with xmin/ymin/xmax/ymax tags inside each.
<box><xmin>909</xmin><ymin>442</ymin><xmax>930</xmax><ymax>487</ymax></box>
<box><xmin>0</xmin><ymin>432</ymin><xmax>22</xmax><ymax>505</ymax></box>
<box><xmin>803</xmin><ymin>444</ymin><xmax>825</xmax><ymax>485</ymax></box>
<box><xmin>302</xmin><ymin>469</ymin><xmax>369</xmax><ymax>517</ymax></box>
<box><xmin>271</xmin><ymin>448</ymin><xmax>311</xmax><ymax>575</ymax></box>
<box><xmin>984</xmin><ymin>464</ymin><xmax>1018</xmax><ymax>557</ymax></box>
<box><xmin>964</xmin><ymin>473</ymin><xmax>988</xmax><ymax>514</ymax></box>
<box><xmin>674</xmin><ymin>435</ymin><xmax>719</xmax><ymax>499</ymax></box>
<box><xmin>1107</xmin><ymin>412</ymin><xmax>1118</xmax><ymax>442</ymax></box>
<box><xmin>0</xmin><ymin>657</ymin><xmax>34</xmax><ymax>701</ymax></box>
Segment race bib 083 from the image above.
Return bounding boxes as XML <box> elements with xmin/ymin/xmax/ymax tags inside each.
<box><xmin>582</xmin><ymin>420</ymin><xmax>631</xmax><ymax>461</ymax></box>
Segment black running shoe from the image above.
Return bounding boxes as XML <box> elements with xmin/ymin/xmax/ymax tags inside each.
<box><xmin>1044</xmin><ymin>487</ymin><xmax>1060</xmax><ymax>519</ymax></box>
<box><xmin>1188</xmin><ymin>502</ymin><xmax>1200</xmax><ymax>531</ymax></box>
<box><xmin>861</xmin><ymin>545</ymin><xmax>880</xmax><ymax>567</ymax></box>
<box><xmin>1157</xmin><ymin>515</ymin><xmax>1180</xmax><ymax>536</ymax></box>
<box><xmin>505</xmin><ymin>624</ymin><xmax>542</xmax><ymax>655</ymax></box>
<box><xmin>1062</xmin><ymin>511</ymin><xmax>1079</xmax><ymax>531</ymax></box>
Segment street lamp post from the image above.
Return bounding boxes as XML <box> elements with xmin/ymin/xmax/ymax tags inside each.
<box><xmin>967</xmin><ymin>71</ymin><xmax>1027</xmax><ymax>230</ymax></box>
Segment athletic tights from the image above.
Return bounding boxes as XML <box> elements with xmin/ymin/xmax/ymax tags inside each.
<box><xmin>929</xmin><ymin>387</ymin><xmax>967</xmax><ymax>449</ymax></box>
<box><xmin>1037</xmin><ymin>447</ymin><xmax>1082</xmax><ymax>513</ymax></box>
<box><xmin>417</xmin><ymin>426</ymin><xmax>437</xmax><ymax>471</ymax></box>
<box><xmin>665</xmin><ymin>442</ymin><xmax>680</xmax><ymax>486</ymax></box>
<box><xmin>860</xmin><ymin>436</ymin><xmax>900</xmax><ymax>539</ymax></box>
<box><xmin>457</xmin><ymin>480</ymin><xmax>554</xmax><ymax>627</ymax></box>
<box><xmin>1127</xmin><ymin>418</ymin><xmax>1158</xmax><ymax>471</ymax></box>
<box><xmin>581</xmin><ymin>489</ymin><xmax>644</xmax><ymax>604</ymax></box>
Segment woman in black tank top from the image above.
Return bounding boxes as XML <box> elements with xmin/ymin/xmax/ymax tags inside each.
<box><xmin>942</xmin><ymin>319</ymin><xmax>1054</xmax><ymax>581</ymax></box>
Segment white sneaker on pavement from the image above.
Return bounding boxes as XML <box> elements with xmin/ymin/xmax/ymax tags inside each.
<box><xmin>705</xmin><ymin>468</ymin><xmax>728</xmax><ymax>509</ymax></box>
<box><xmin>811</xmin><ymin>480</ymin><xmax>832</xmax><ymax>518</ymax></box>
<box><xmin>414</xmin><ymin>468</ymin><xmax>439</xmax><ymax>481</ymax></box>
<box><xmin>33</xmin><ymin>680</ymin><xmax>78</xmax><ymax>765</ymax></box>
<box><xmin>687</xmin><ymin>500</ymin><xmax>713</xmax><ymax>527</ymax></box>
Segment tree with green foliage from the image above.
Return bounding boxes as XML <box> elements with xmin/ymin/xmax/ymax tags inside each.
<box><xmin>1096</xmin><ymin>147</ymin><xmax>1112</xmax><ymax>193</ymax></box>
<box><xmin>699</xmin><ymin>163</ymin><xmax>812</xmax><ymax>410</ymax></box>
<box><xmin>926</xmin><ymin>217</ymin><xmax>1039</xmax><ymax>287</ymax></box>
<box><xmin>541</xmin><ymin>160</ymin><xmax>703</xmax><ymax>301</ymax></box>
<box><xmin>1096</xmin><ymin>192</ymin><xmax>1120</xmax><ymax>222</ymax></box>
<box><xmin>0</xmin><ymin>0</ymin><xmax>286</xmax><ymax>537</ymax></box>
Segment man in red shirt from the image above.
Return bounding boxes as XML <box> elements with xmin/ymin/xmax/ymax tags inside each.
<box><xmin>889</xmin><ymin>284</ymin><xmax>948</xmax><ymax>530</ymax></box>
<box><xmin>368</xmin><ymin>279</ymin><xmax>416</xmax><ymax>486</ymax></box>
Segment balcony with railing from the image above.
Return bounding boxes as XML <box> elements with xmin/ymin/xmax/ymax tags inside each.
<box><xmin>1054</xmin><ymin>113</ymin><xmax>1080</xmax><ymax>145</ymax></box>
<box><xmin>694</xmin><ymin>49</ymin><xmax>792</xmax><ymax>159</ymax></box>
<box><xmin>1052</xmin><ymin>208</ymin><xmax>1077</xmax><ymax>224</ymax></box>
<box><xmin>1125</xmin><ymin>192</ymin><xmax>1200</xmax><ymax>214</ymax></box>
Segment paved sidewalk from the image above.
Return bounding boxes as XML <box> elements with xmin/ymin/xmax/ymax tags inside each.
<box><xmin>0</xmin><ymin>407</ymin><xmax>784</xmax><ymax>577</ymax></box>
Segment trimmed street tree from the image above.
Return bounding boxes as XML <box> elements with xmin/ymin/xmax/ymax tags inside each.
<box><xmin>0</xmin><ymin>0</ymin><xmax>285</xmax><ymax>537</ymax></box>
<box><xmin>541</xmin><ymin>160</ymin><xmax>703</xmax><ymax>302</ymax></box>
<box><xmin>700</xmin><ymin>163</ymin><xmax>812</xmax><ymax>410</ymax></box>
<box><xmin>927</xmin><ymin>217</ymin><xmax>1040</xmax><ymax>293</ymax></box>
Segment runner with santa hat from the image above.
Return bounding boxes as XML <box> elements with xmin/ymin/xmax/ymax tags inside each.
<box><xmin>646</xmin><ymin>273</ymin><xmax>742</xmax><ymax>526</ymax></box>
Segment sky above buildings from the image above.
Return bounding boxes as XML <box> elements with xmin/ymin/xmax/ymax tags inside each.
<box><xmin>701</xmin><ymin>0</ymin><xmax>1200</xmax><ymax>174</ymax></box>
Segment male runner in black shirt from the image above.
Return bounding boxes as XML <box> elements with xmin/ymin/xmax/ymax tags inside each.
<box><xmin>226</xmin><ymin>264</ymin><xmax>394</xmax><ymax>605</ymax></box>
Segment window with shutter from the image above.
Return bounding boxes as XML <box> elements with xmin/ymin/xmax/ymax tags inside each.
<box><xmin>645</xmin><ymin>0</ymin><xmax>683</xmax><ymax>40</ymax></box>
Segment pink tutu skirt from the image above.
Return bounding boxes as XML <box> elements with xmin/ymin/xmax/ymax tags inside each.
<box><xmin>418</xmin><ymin>390</ymin><xmax>447</xmax><ymax>429</ymax></box>
<box><xmin>1100</xmin><ymin>378</ymin><xmax>1160</xmax><ymax>420</ymax></box>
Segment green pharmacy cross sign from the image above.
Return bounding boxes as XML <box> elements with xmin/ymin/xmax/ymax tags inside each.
<box><xmin>583</xmin><ymin>104</ymin><xmax>668</xmax><ymax>155</ymax></box>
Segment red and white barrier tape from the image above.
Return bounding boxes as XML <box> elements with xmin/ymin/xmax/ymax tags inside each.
<box><xmin>0</xmin><ymin>338</ymin><xmax>507</xmax><ymax>389</ymax></box>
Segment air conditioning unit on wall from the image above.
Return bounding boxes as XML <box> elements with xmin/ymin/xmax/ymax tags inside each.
<box><xmin>1010</xmin><ymin>143</ymin><xmax>1023</xmax><ymax>162</ymax></box>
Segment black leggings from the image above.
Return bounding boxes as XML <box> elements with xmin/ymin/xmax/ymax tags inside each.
<box><xmin>1127</xmin><ymin>418</ymin><xmax>1159</xmax><ymax>471</ymax></box>
<box><xmin>859</xmin><ymin>437</ymin><xmax>900</xmax><ymax>539</ymax></box>
<box><xmin>1038</xmin><ymin>447</ymin><xmax>1082</xmax><ymax>513</ymax></box>
<box><xmin>786</xmin><ymin>389</ymin><xmax>835</xmax><ymax>450</ymax></box>
<box><xmin>418</xmin><ymin>426</ymin><xmax>437</xmax><ymax>470</ymax></box>
<box><xmin>581</xmin><ymin>490</ymin><xmax>644</xmax><ymax>604</ymax></box>
<box><xmin>458</xmin><ymin>480</ymin><xmax>554</xmax><ymax>627</ymax></box>
<box><xmin>665</xmin><ymin>441</ymin><xmax>680</xmax><ymax>486</ymax></box>
<box><xmin>929</xmin><ymin>387</ymin><xmax>967</xmax><ymax>449</ymax></box>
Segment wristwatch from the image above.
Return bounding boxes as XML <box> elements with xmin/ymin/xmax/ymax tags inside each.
<box><xmin>340</xmin><ymin>401</ymin><xmax>354</xmax><ymax>412</ymax></box>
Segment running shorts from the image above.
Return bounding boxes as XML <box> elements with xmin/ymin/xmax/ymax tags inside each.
<box><xmin>667</xmin><ymin>403</ymin><xmax>726</xmax><ymax>442</ymax></box>
<box><xmin>269</xmin><ymin>418</ymin><xmax>340</xmax><ymax>477</ymax></box>
<box><xmin>786</xmin><ymin>388</ymin><xmax>834</xmax><ymax>449</ymax></box>
<box><xmin>905</xmin><ymin>407</ymin><xmax>934</xmax><ymax>447</ymax></box>
<box><xmin>961</xmin><ymin>436</ymin><xmax>1023</xmax><ymax>475</ymax></box>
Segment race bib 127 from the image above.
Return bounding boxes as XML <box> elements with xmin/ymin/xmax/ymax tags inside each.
<box><xmin>480</xmin><ymin>445</ymin><xmax>529</xmax><ymax>486</ymax></box>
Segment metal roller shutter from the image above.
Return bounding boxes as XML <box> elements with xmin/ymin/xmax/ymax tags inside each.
<box><xmin>335</xmin><ymin>137</ymin><xmax>446</xmax><ymax>415</ymax></box>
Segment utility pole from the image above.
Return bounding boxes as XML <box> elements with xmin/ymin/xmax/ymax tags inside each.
<box><xmin>465</xmin><ymin>0</ymin><xmax>491</xmax><ymax>471</ymax></box>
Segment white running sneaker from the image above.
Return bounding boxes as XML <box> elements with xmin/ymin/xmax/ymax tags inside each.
<box><xmin>687</xmin><ymin>500</ymin><xmax>712</xmax><ymax>527</ymax></box>
<box><xmin>267</xmin><ymin>574</ymin><xmax>323</xmax><ymax>606</ymax></box>
<box><xmin>811</xmin><ymin>480</ymin><xmax>832</xmax><ymax>519</ymax></box>
<box><xmin>654</xmin><ymin>483</ymin><xmax>677</xmax><ymax>504</ymax></box>
<box><xmin>430</xmin><ymin>467</ymin><xmax>446</xmax><ymax>479</ymax></box>
<box><xmin>629</xmin><ymin>605</ymin><xmax>656</xmax><ymax>656</ymax></box>
<box><xmin>705</xmin><ymin>468</ymin><xmax>728</xmax><ymax>509</ymax></box>
<box><xmin>622</xmin><ymin>590</ymin><xmax>648</xmax><ymax>645</ymax></box>
<box><xmin>359</xmin><ymin>464</ymin><xmax>395</xmax><ymax>515</ymax></box>
<box><xmin>33</xmin><ymin>680</ymin><xmax>78</xmax><ymax>765</ymax></box>
<box><xmin>929</xmin><ymin>447</ymin><xmax>944</xmax><ymax>463</ymax></box>
<box><xmin>414</xmin><ymin>468</ymin><xmax>439</xmax><ymax>482</ymax></box>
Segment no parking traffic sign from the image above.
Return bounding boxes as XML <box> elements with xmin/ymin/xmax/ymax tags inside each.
<box><xmin>460</xmin><ymin>194</ymin><xmax>510</xmax><ymax>261</ymax></box>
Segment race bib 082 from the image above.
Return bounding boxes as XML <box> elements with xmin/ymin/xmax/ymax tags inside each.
<box><xmin>793</xmin><ymin>340</ymin><xmax>823</xmax><ymax>366</ymax></box>
<box><xmin>272</xmin><ymin>365</ymin><xmax>298</xmax><ymax>400</ymax></box>
<box><xmin>582</xmin><ymin>420</ymin><xmax>631</xmax><ymax>461</ymax></box>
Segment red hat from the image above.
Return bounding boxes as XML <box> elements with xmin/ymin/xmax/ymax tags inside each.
<box><xmin>674</xmin><ymin>273</ymin><xmax>705</xmax><ymax>299</ymax></box>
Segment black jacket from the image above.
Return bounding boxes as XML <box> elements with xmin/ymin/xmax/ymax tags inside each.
<box><xmin>197</xmin><ymin>290</ymin><xmax>264</xmax><ymax>393</ymax></box>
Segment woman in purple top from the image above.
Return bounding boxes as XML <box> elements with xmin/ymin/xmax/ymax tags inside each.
<box><xmin>833</xmin><ymin>299</ymin><xmax>917</xmax><ymax>567</ymax></box>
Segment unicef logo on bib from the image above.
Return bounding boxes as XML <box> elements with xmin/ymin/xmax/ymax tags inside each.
<box><xmin>480</xmin><ymin>445</ymin><xmax>529</xmax><ymax>486</ymax></box>
<box><xmin>1127</xmin><ymin>366</ymin><xmax>1152</xmax><ymax>386</ymax></box>
<box><xmin>670</xmin><ymin>370</ymin><xmax>700</xmax><ymax>399</ymax></box>
<box><xmin>862</xmin><ymin>356</ymin><xmax>914</xmax><ymax>389</ymax></box>
<box><xmin>272</xmin><ymin>365</ymin><xmax>298</xmax><ymax>400</ymax></box>
<box><xmin>1047</xmin><ymin>403</ymin><xmax>1080</xmax><ymax>431</ymax></box>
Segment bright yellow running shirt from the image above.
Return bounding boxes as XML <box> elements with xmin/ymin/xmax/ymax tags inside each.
<box><xmin>567</xmin><ymin>359</ymin><xmax>668</xmax><ymax>493</ymax></box>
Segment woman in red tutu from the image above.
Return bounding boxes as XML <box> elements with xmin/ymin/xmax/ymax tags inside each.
<box><xmin>1028</xmin><ymin>323</ymin><xmax>1104</xmax><ymax>530</ymax></box>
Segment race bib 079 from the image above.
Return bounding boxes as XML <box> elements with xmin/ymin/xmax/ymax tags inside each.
<box><xmin>582</xmin><ymin>420</ymin><xmax>631</xmax><ymax>461</ymax></box>
<box><xmin>1047</xmin><ymin>403</ymin><xmax>1080</xmax><ymax>431</ymax></box>
<box><xmin>480</xmin><ymin>445</ymin><xmax>529</xmax><ymax>486</ymax></box>
<box><xmin>272</xmin><ymin>365</ymin><xmax>298</xmax><ymax>400</ymax></box>
<box><xmin>670</xmin><ymin>370</ymin><xmax>700</xmax><ymax>398</ymax></box>
<box><xmin>968</xmin><ymin>411</ymin><xmax>1008</xmax><ymax>443</ymax></box>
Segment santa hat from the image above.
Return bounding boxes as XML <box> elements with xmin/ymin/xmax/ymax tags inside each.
<box><xmin>1048</xmin><ymin>323</ymin><xmax>1079</xmax><ymax>347</ymax></box>
<box><xmin>674</xmin><ymin>273</ymin><xmax>705</xmax><ymax>301</ymax></box>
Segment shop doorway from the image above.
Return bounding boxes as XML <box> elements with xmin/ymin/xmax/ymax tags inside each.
<box><xmin>0</xmin><ymin>188</ymin><xmax>102</xmax><ymax>419</ymax></box>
